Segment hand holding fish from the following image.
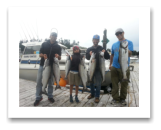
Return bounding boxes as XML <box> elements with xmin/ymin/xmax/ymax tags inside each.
<box><xmin>44</xmin><ymin>54</ymin><xmax>48</xmax><ymax>59</ymax></box>
<box><xmin>109</xmin><ymin>65</ymin><xmax>111</xmax><ymax>70</ymax></box>
<box><xmin>102</xmin><ymin>49</ymin><xmax>105</xmax><ymax>53</ymax></box>
<box><xmin>89</xmin><ymin>51</ymin><xmax>92</xmax><ymax>56</ymax></box>
<box><xmin>55</xmin><ymin>54</ymin><xmax>59</xmax><ymax>58</ymax></box>
<box><xmin>128</xmin><ymin>49</ymin><xmax>132</xmax><ymax>57</ymax></box>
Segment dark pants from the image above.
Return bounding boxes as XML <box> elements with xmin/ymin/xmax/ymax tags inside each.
<box><xmin>90</xmin><ymin>70</ymin><xmax>102</xmax><ymax>98</ymax></box>
<box><xmin>111</xmin><ymin>66</ymin><xmax>130</xmax><ymax>101</ymax></box>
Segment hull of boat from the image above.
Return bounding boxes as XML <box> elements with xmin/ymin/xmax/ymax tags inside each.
<box><xmin>19</xmin><ymin>65</ymin><xmax>111</xmax><ymax>86</ymax></box>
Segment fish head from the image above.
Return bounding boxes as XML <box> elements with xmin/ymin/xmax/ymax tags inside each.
<box><xmin>99</xmin><ymin>51</ymin><xmax>104</xmax><ymax>57</ymax></box>
<box><xmin>91</xmin><ymin>53</ymin><xmax>96</xmax><ymax>58</ymax></box>
<box><xmin>120</xmin><ymin>41</ymin><xmax>128</xmax><ymax>48</ymax></box>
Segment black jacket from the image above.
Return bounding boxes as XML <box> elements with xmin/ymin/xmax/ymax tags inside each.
<box><xmin>39</xmin><ymin>40</ymin><xmax>61</xmax><ymax>66</ymax></box>
<box><xmin>86</xmin><ymin>45</ymin><xmax>110</xmax><ymax>70</ymax></box>
<box><xmin>70</xmin><ymin>53</ymin><xmax>83</xmax><ymax>71</ymax></box>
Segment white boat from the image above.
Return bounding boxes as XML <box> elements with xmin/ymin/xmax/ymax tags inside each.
<box><xmin>19</xmin><ymin>41</ymin><xmax>112</xmax><ymax>87</ymax></box>
<box><xmin>130</xmin><ymin>57</ymin><xmax>139</xmax><ymax>63</ymax></box>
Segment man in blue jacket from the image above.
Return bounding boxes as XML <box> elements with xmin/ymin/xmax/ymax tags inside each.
<box><xmin>86</xmin><ymin>35</ymin><xmax>110</xmax><ymax>103</ymax></box>
<box><xmin>109</xmin><ymin>28</ymin><xmax>133</xmax><ymax>105</ymax></box>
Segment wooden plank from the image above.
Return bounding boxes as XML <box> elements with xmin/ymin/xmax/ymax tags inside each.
<box><xmin>105</xmin><ymin>82</ymin><xmax>136</xmax><ymax>107</ymax></box>
<box><xmin>20</xmin><ymin>88</ymin><xmax>66</xmax><ymax>107</ymax></box>
<box><xmin>68</xmin><ymin>93</ymin><xmax>87</xmax><ymax>107</ymax></box>
<box><xmin>23</xmin><ymin>96</ymin><xmax>48</xmax><ymax>107</ymax></box>
<box><xmin>83</xmin><ymin>94</ymin><xmax>103</xmax><ymax>107</ymax></box>
<box><xmin>48</xmin><ymin>91</ymin><xmax>70</xmax><ymax>107</ymax></box>
<box><xmin>19</xmin><ymin>92</ymin><xmax>36</xmax><ymax>100</ymax></box>
<box><xmin>97</xmin><ymin>94</ymin><xmax>110</xmax><ymax>107</ymax></box>
<box><xmin>125</xmin><ymin>83</ymin><xmax>136</xmax><ymax>107</ymax></box>
<box><xmin>19</xmin><ymin>86</ymin><xmax>67</xmax><ymax>101</ymax></box>
<box><xmin>76</xmin><ymin>93</ymin><xmax>90</xmax><ymax>107</ymax></box>
<box><xmin>66</xmin><ymin>85</ymin><xmax>104</xmax><ymax>94</ymax></box>
<box><xmin>22</xmin><ymin>89</ymin><xmax>66</xmax><ymax>107</ymax></box>
<box><xmin>131</xmin><ymin>72</ymin><xmax>139</xmax><ymax>91</ymax></box>
<box><xmin>106</xmin><ymin>94</ymin><xmax>122</xmax><ymax>107</ymax></box>
<box><xmin>58</xmin><ymin>89</ymin><xmax>83</xmax><ymax>107</ymax></box>
<box><xmin>130</xmin><ymin>76</ymin><xmax>139</xmax><ymax>107</ymax></box>
<box><xmin>133</xmin><ymin>72</ymin><xmax>139</xmax><ymax>88</ymax></box>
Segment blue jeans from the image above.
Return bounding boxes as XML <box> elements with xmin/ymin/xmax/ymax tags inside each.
<box><xmin>90</xmin><ymin>70</ymin><xmax>102</xmax><ymax>98</ymax></box>
<box><xmin>36</xmin><ymin>66</ymin><xmax>53</xmax><ymax>100</ymax></box>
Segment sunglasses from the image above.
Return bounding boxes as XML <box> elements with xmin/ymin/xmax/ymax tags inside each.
<box><xmin>115</xmin><ymin>32</ymin><xmax>122</xmax><ymax>36</ymax></box>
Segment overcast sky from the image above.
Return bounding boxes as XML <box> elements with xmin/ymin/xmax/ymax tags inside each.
<box><xmin>17</xmin><ymin>7</ymin><xmax>139</xmax><ymax>51</ymax></box>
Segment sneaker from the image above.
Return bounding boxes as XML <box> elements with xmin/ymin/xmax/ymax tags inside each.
<box><xmin>94</xmin><ymin>97</ymin><xmax>99</xmax><ymax>103</ymax></box>
<box><xmin>48</xmin><ymin>98</ymin><xmax>55</xmax><ymax>103</ymax></box>
<box><xmin>75</xmin><ymin>95</ymin><xmax>79</xmax><ymax>103</ymax></box>
<box><xmin>121</xmin><ymin>100</ymin><xmax>127</xmax><ymax>105</ymax></box>
<box><xmin>34</xmin><ymin>98</ymin><xmax>43</xmax><ymax>106</ymax></box>
<box><xmin>87</xmin><ymin>94</ymin><xmax>95</xmax><ymax>99</ymax></box>
<box><xmin>111</xmin><ymin>99</ymin><xmax>116</xmax><ymax>105</ymax></box>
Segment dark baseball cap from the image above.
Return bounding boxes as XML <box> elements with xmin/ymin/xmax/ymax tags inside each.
<box><xmin>50</xmin><ymin>32</ymin><xmax>57</xmax><ymax>37</ymax></box>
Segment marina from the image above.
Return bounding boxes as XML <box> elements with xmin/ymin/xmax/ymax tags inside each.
<box><xmin>19</xmin><ymin>62</ymin><xmax>139</xmax><ymax>107</ymax></box>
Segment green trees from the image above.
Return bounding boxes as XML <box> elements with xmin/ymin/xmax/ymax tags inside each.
<box><xmin>132</xmin><ymin>50</ymin><xmax>139</xmax><ymax>56</ymax></box>
<box><xmin>19</xmin><ymin>40</ymin><xmax>25</xmax><ymax>52</ymax></box>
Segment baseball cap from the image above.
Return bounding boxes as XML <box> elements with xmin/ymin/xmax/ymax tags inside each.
<box><xmin>115</xmin><ymin>28</ymin><xmax>124</xmax><ymax>35</ymax></box>
<box><xmin>50</xmin><ymin>32</ymin><xmax>57</xmax><ymax>37</ymax></box>
<box><xmin>73</xmin><ymin>46</ymin><xmax>79</xmax><ymax>50</ymax></box>
<box><xmin>93</xmin><ymin>35</ymin><xmax>100</xmax><ymax>40</ymax></box>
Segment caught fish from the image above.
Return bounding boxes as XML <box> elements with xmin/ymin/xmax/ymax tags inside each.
<box><xmin>119</xmin><ymin>40</ymin><xmax>129</xmax><ymax>82</ymax></box>
<box><xmin>53</xmin><ymin>57</ymin><xmax>61</xmax><ymax>90</ymax></box>
<box><xmin>65</xmin><ymin>54</ymin><xmax>71</xmax><ymax>79</ymax></box>
<box><xmin>99</xmin><ymin>51</ymin><xmax>106</xmax><ymax>83</ymax></box>
<box><xmin>88</xmin><ymin>53</ymin><xmax>96</xmax><ymax>82</ymax></box>
<box><xmin>41</xmin><ymin>59</ymin><xmax>51</xmax><ymax>95</ymax></box>
<box><xmin>79</xmin><ymin>56</ymin><xmax>87</xmax><ymax>93</ymax></box>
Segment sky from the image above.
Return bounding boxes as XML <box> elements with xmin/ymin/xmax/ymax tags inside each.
<box><xmin>17</xmin><ymin>7</ymin><xmax>139</xmax><ymax>51</ymax></box>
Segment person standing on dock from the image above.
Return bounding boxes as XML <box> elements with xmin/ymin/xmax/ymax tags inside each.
<box><xmin>34</xmin><ymin>32</ymin><xmax>61</xmax><ymax>106</ymax></box>
<box><xmin>109</xmin><ymin>28</ymin><xmax>133</xmax><ymax>105</ymax></box>
<box><xmin>86</xmin><ymin>35</ymin><xmax>110</xmax><ymax>103</ymax></box>
<box><xmin>69</xmin><ymin>46</ymin><xmax>83</xmax><ymax>103</ymax></box>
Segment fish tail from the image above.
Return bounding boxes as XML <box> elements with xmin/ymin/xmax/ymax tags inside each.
<box><xmin>121</xmin><ymin>79</ymin><xmax>129</xmax><ymax>82</ymax></box>
<box><xmin>82</xmin><ymin>88</ymin><xmax>88</xmax><ymax>93</ymax></box>
<box><xmin>55</xmin><ymin>85</ymin><xmax>61</xmax><ymax>90</ymax></box>
<box><xmin>40</xmin><ymin>90</ymin><xmax>48</xmax><ymax>96</ymax></box>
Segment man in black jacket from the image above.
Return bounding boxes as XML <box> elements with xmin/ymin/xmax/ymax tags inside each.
<box><xmin>86</xmin><ymin>34</ymin><xmax>110</xmax><ymax>103</ymax></box>
<box><xmin>34</xmin><ymin>32</ymin><xmax>61</xmax><ymax>106</ymax></box>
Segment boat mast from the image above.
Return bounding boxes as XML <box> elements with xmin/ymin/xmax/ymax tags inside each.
<box><xmin>22</xmin><ymin>22</ymin><xmax>32</xmax><ymax>40</ymax></box>
<box><xmin>20</xmin><ymin>24</ymin><xmax>28</xmax><ymax>41</ymax></box>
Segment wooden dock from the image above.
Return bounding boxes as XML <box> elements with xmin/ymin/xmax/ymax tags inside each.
<box><xmin>19</xmin><ymin>63</ymin><xmax>139</xmax><ymax>107</ymax></box>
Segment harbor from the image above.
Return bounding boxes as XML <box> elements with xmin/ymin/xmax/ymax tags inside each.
<box><xmin>19</xmin><ymin>62</ymin><xmax>139</xmax><ymax>107</ymax></box>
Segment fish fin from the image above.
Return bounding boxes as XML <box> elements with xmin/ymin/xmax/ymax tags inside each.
<box><xmin>82</xmin><ymin>87</ymin><xmax>85</xmax><ymax>93</ymax></box>
<box><xmin>55</xmin><ymin>85</ymin><xmax>61</xmax><ymax>90</ymax></box>
<box><xmin>40</xmin><ymin>90</ymin><xmax>48</xmax><ymax>96</ymax></box>
<box><xmin>82</xmin><ymin>88</ymin><xmax>88</xmax><ymax>93</ymax></box>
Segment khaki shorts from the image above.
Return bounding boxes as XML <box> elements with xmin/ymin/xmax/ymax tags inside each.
<box><xmin>69</xmin><ymin>71</ymin><xmax>81</xmax><ymax>86</ymax></box>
